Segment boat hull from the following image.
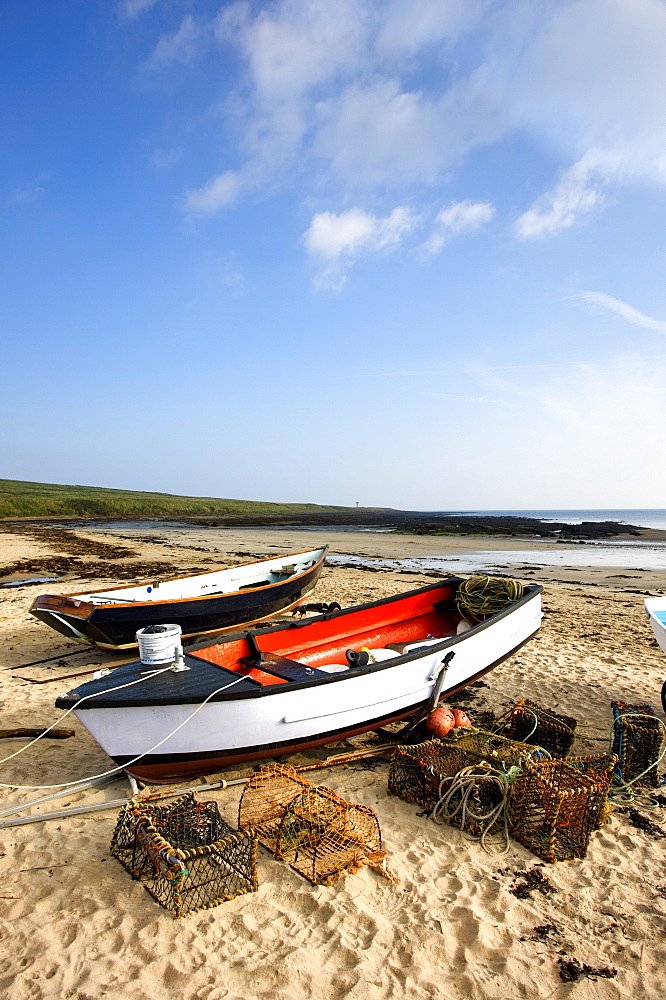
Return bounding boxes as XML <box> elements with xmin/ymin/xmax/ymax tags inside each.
<box><xmin>645</xmin><ymin>598</ymin><xmax>666</xmax><ymax>656</ymax></box>
<box><xmin>103</xmin><ymin>646</ymin><xmax>532</xmax><ymax>782</ymax></box>
<box><xmin>31</xmin><ymin>549</ymin><xmax>326</xmax><ymax>648</ymax></box>
<box><xmin>59</xmin><ymin>581</ymin><xmax>543</xmax><ymax>783</ymax></box>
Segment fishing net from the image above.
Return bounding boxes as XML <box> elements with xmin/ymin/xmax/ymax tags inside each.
<box><xmin>111</xmin><ymin>792</ymin><xmax>258</xmax><ymax>918</ymax></box>
<box><xmin>455</xmin><ymin>576</ymin><xmax>523</xmax><ymax>621</ymax></box>
<box><xmin>238</xmin><ymin>763</ymin><xmax>395</xmax><ymax>886</ymax></box>
<box><xmin>500</xmin><ymin>699</ymin><xmax>577</xmax><ymax>757</ymax></box>
<box><xmin>438</xmin><ymin>727</ymin><xmax>551</xmax><ymax>769</ymax></box>
<box><xmin>508</xmin><ymin>755</ymin><xmax>617</xmax><ymax>863</ymax></box>
<box><xmin>611</xmin><ymin>702</ymin><xmax>664</xmax><ymax>789</ymax></box>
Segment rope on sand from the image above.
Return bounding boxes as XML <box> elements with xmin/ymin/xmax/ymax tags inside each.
<box><xmin>431</xmin><ymin>764</ymin><xmax>518</xmax><ymax>854</ymax></box>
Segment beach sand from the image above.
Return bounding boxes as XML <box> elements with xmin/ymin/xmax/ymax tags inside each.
<box><xmin>0</xmin><ymin>523</ymin><xmax>664</xmax><ymax>1000</ymax></box>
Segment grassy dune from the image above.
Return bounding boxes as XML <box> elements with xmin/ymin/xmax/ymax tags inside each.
<box><xmin>0</xmin><ymin>479</ymin><xmax>359</xmax><ymax>520</ymax></box>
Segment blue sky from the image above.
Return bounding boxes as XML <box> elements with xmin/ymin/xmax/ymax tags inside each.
<box><xmin>2</xmin><ymin>0</ymin><xmax>666</xmax><ymax>510</ymax></box>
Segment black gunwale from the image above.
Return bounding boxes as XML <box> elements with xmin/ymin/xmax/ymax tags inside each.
<box><xmin>57</xmin><ymin>581</ymin><xmax>542</xmax><ymax>710</ymax></box>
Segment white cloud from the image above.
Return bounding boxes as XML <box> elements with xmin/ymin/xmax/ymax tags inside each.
<box><xmin>172</xmin><ymin>0</ymin><xmax>666</xmax><ymax>241</ymax></box>
<box><xmin>579</xmin><ymin>292</ymin><xmax>666</xmax><ymax>334</ymax></box>
<box><xmin>304</xmin><ymin>206</ymin><xmax>416</xmax><ymax>260</ymax></box>
<box><xmin>304</xmin><ymin>206</ymin><xmax>416</xmax><ymax>289</ymax></box>
<box><xmin>186</xmin><ymin>0</ymin><xmax>504</xmax><ymax>212</ymax></box>
<box><xmin>147</xmin><ymin>14</ymin><xmax>204</xmax><ymax>67</ymax></box>
<box><xmin>120</xmin><ymin>0</ymin><xmax>159</xmax><ymax>20</ymax></box>
<box><xmin>425</xmin><ymin>199</ymin><xmax>494</xmax><ymax>253</ymax></box>
<box><xmin>7</xmin><ymin>178</ymin><xmax>47</xmax><ymax>207</ymax></box>
<box><xmin>184</xmin><ymin>171</ymin><xmax>244</xmax><ymax>216</ymax></box>
<box><xmin>375</xmin><ymin>0</ymin><xmax>488</xmax><ymax>58</ymax></box>
<box><xmin>514</xmin><ymin>155</ymin><xmax>604</xmax><ymax>238</ymax></box>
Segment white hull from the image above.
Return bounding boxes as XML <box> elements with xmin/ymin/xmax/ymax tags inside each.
<box><xmin>645</xmin><ymin>597</ymin><xmax>666</xmax><ymax>655</ymax></box>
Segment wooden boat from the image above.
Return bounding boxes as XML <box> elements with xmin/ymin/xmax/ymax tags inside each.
<box><xmin>30</xmin><ymin>547</ymin><xmax>327</xmax><ymax>649</ymax></box>
<box><xmin>55</xmin><ymin>577</ymin><xmax>542</xmax><ymax>782</ymax></box>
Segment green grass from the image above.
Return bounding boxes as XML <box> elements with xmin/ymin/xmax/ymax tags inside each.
<box><xmin>0</xmin><ymin>478</ymin><xmax>368</xmax><ymax>520</ymax></box>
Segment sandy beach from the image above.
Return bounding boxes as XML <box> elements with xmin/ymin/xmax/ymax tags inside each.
<box><xmin>0</xmin><ymin>522</ymin><xmax>665</xmax><ymax>1000</ymax></box>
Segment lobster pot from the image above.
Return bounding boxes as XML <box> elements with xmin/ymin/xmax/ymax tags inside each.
<box><xmin>239</xmin><ymin>763</ymin><xmax>393</xmax><ymax>886</ymax></box>
<box><xmin>564</xmin><ymin>754</ymin><xmax>618</xmax><ymax>827</ymax></box>
<box><xmin>111</xmin><ymin>793</ymin><xmax>258</xmax><ymax>918</ymax></box>
<box><xmin>500</xmin><ymin>699</ymin><xmax>577</xmax><ymax>757</ymax></box>
<box><xmin>611</xmin><ymin>701</ymin><xmax>663</xmax><ymax>788</ymax></box>
<box><xmin>389</xmin><ymin>740</ymin><xmax>471</xmax><ymax>809</ymax></box>
<box><xmin>508</xmin><ymin>757</ymin><xmax>614</xmax><ymax>863</ymax></box>
<box><xmin>388</xmin><ymin>740</ymin><xmax>509</xmax><ymax>837</ymax></box>
<box><xmin>388</xmin><ymin>732</ymin><xmax>548</xmax><ymax>813</ymax></box>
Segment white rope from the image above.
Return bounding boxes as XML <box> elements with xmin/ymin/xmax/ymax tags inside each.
<box><xmin>431</xmin><ymin>765</ymin><xmax>512</xmax><ymax>853</ymax></box>
<box><xmin>0</xmin><ymin>667</ymin><xmax>245</xmax><ymax>791</ymax></box>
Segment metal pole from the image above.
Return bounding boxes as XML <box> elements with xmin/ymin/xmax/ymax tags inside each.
<box><xmin>0</xmin><ymin>773</ymin><xmax>118</xmax><ymax>820</ymax></box>
<box><xmin>0</xmin><ymin>744</ymin><xmax>398</xmax><ymax>829</ymax></box>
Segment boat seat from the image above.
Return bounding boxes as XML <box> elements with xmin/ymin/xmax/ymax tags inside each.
<box><xmin>239</xmin><ymin>651</ymin><xmax>323</xmax><ymax>683</ymax></box>
<box><xmin>386</xmin><ymin>637</ymin><xmax>452</xmax><ymax>655</ymax></box>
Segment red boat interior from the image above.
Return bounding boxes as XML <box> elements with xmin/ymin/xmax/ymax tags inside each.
<box><xmin>192</xmin><ymin>585</ymin><xmax>462</xmax><ymax>687</ymax></box>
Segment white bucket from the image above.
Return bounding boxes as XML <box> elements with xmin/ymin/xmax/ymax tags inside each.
<box><xmin>136</xmin><ymin>624</ymin><xmax>182</xmax><ymax>665</ymax></box>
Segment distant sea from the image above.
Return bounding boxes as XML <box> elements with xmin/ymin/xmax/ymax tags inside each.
<box><xmin>433</xmin><ymin>509</ymin><xmax>666</xmax><ymax>531</ymax></box>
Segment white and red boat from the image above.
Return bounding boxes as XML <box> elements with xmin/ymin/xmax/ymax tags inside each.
<box><xmin>55</xmin><ymin>578</ymin><xmax>543</xmax><ymax>783</ymax></box>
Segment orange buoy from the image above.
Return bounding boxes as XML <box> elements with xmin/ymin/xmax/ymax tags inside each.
<box><xmin>425</xmin><ymin>706</ymin><xmax>456</xmax><ymax>739</ymax></box>
<box><xmin>451</xmin><ymin>708</ymin><xmax>472</xmax><ymax>729</ymax></box>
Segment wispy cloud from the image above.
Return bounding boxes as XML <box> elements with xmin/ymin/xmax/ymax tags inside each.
<box><xmin>350</xmin><ymin>355</ymin><xmax>666</xmax><ymax>378</ymax></box>
<box><xmin>160</xmin><ymin>1</ymin><xmax>666</xmax><ymax>242</ymax></box>
<box><xmin>145</xmin><ymin>14</ymin><xmax>204</xmax><ymax>67</ymax></box>
<box><xmin>303</xmin><ymin>206</ymin><xmax>417</xmax><ymax>289</ymax></box>
<box><xmin>424</xmin><ymin>199</ymin><xmax>494</xmax><ymax>254</ymax></box>
<box><xmin>580</xmin><ymin>291</ymin><xmax>666</xmax><ymax>334</ymax></box>
<box><xmin>184</xmin><ymin>171</ymin><xmax>244</xmax><ymax>216</ymax></box>
<box><xmin>419</xmin><ymin>391</ymin><xmax>514</xmax><ymax>405</ymax></box>
<box><xmin>514</xmin><ymin>155</ymin><xmax>603</xmax><ymax>238</ymax></box>
<box><xmin>120</xmin><ymin>0</ymin><xmax>159</xmax><ymax>22</ymax></box>
<box><xmin>7</xmin><ymin>176</ymin><xmax>47</xmax><ymax>207</ymax></box>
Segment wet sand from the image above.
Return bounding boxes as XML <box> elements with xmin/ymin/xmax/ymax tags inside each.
<box><xmin>0</xmin><ymin>523</ymin><xmax>664</xmax><ymax>1000</ymax></box>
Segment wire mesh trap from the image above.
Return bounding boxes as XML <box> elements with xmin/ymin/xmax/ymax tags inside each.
<box><xmin>611</xmin><ymin>701</ymin><xmax>664</xmax><ymax>789</ymax></box>
<box><xmin>238</xmin><ymin>763</ymin><xmax>395</xmax><ymax>886</ymax></box>
<box><xmin>388</xmin><ymin>733</ymin><xmax>547</xmax><ymax>841</ymax></box>
<box><xmin>508</xmin><ymin>754</ymin><xmax>617</xmax><ymax>863</ymax></box>
<box><xmin>111</xmin><ymin>792</ymin><xmax>258</xmax><ymax>918</ymax></box>
<box><xmin>499</xmin><ymin>699</ymin><xmax>577</xmax><ymax>757</ymax></box>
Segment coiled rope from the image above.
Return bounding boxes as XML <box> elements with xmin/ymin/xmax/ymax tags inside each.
<box><xmin>431</xmin><ymin>763</ymin><xmax>520</xmax><ymax>853</ymax></box>
<box><xmin>455</xmin><ymin>576</ymin><xmax>524</xmax><ymax>620</ymax></box>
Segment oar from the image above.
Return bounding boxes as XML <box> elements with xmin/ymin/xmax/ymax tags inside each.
<box><xmin>0</xmin><ymin>648</ymin><xmax>93</xmax><ymax>672</ymax></box>
<box><xmin>14</xmin><ymin>658</ymin><xmax>137</xmax><ymax>684</ymax></box>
